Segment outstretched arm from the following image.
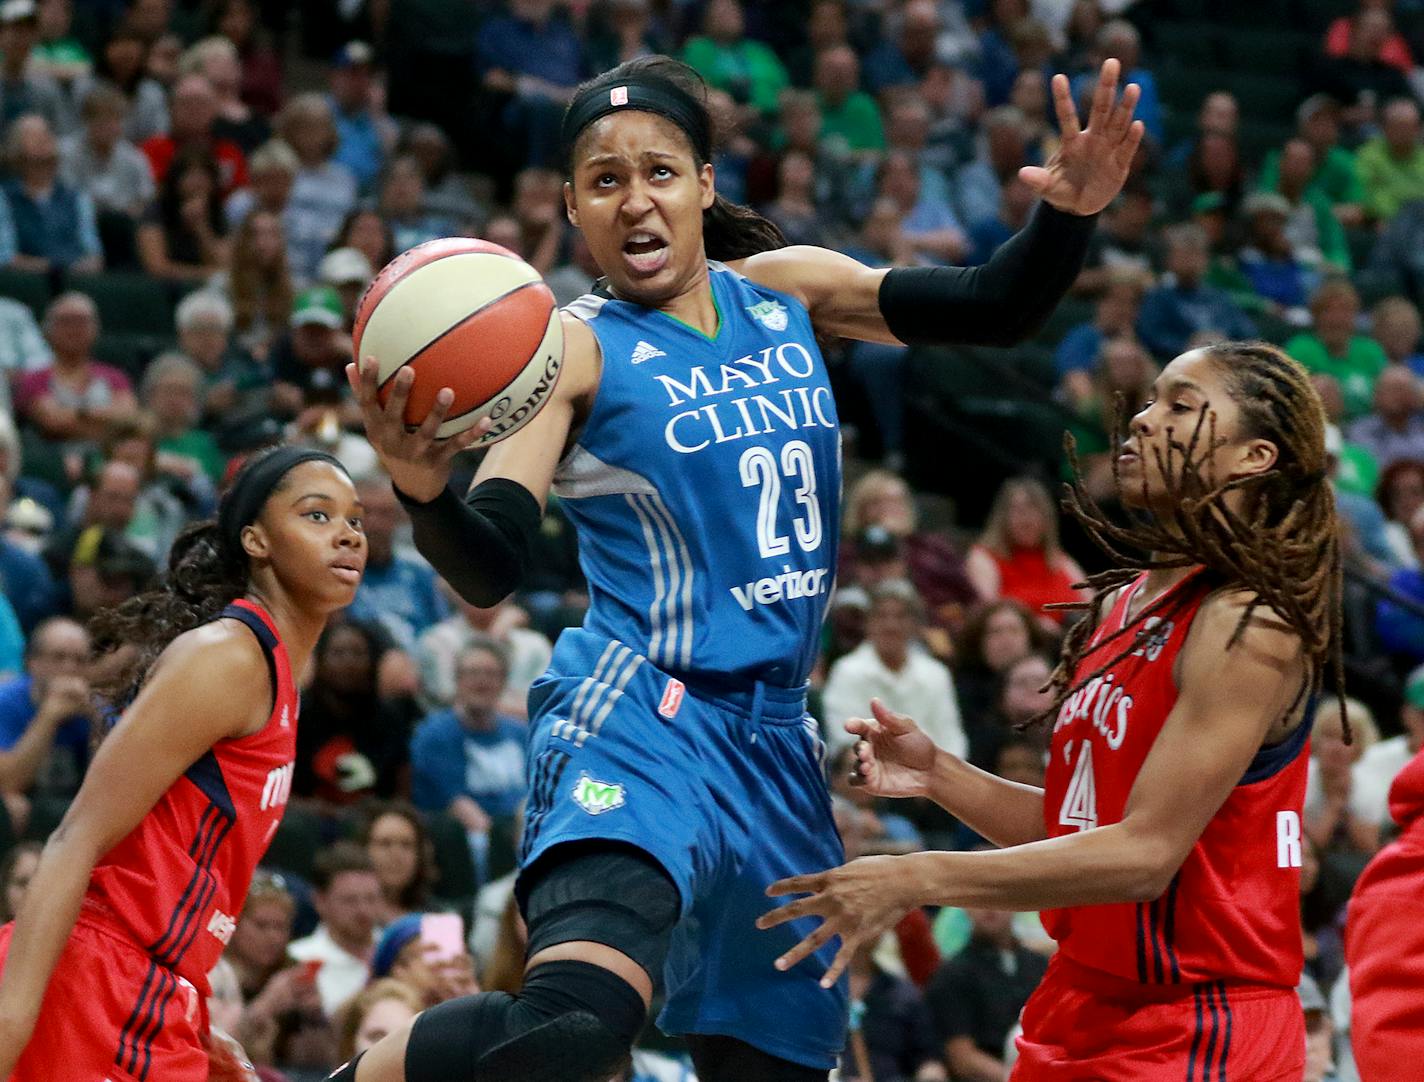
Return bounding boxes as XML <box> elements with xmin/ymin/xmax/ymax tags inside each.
<box><xmin>736</xmin><ymin>60</ymin><xmax>1144</xmax><ymax>348</ymax></box>
<box><xmin>0</xmin><ymin>626</ymin><xmax>269</xmax><ymax>1074</ymax></box>
<box><xmin>762</xmin><ymin>591</ymin><xmax>1308</xmax><ymax>986</ymax></box>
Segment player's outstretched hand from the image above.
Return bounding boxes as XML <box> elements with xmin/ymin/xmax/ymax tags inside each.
<box><xmin>844</xmin><ymin>699</ymin><xmax>938</xmax><ymax>800</ymax></box>
<box><xmin>758</xmin><ymin>855</ymin><xmax>912</xmax><ymax>989</ymax></box>
<box><xmin>346</xmin><ymin>357</ymin><xmax>492</xmax><ymax>503</ymax></box>
<box><xmin>1019</xmin><ymin>57</ymin><xmax>1145</xmax><ymax>218</ymax></box>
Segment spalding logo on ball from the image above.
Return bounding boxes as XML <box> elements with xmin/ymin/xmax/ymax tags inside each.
<box><xmin>353</xmin><ymin>238</ymin><xmax>564</xmax><ymax>445</ymax></box>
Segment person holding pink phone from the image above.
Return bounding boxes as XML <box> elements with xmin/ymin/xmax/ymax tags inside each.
<box><xmin>370</xmin><ymin>913</ymin><xmax>480</xmax><ymax>1008</ymax></box>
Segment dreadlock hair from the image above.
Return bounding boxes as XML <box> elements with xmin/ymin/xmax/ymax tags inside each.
<box><xmin>1043</xmin><ymin>340</ymin><xmax>1346</xmax><ymax>739</ymax></box>
<box><xmin>564</xmin><ymin>56</ymin><xmax>788</xmax><ymax>261</ymax></box>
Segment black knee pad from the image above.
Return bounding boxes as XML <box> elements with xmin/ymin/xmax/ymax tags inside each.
<box><xmin>686</xmin><ymin>1035</ymin><xmax>830</xmax><ymax>1082</ymax></box>
<box><xmin>404</xmin><ymin>960</ymin><xmax>646</xmax><ymax>1082</ymax></box>
<box><xmin>522</xmin><ymin>842</ymin><xmax>681</xmax><ymax>981</ymax></box>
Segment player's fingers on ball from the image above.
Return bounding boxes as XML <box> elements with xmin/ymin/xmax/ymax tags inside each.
<box><xmin>415</xmin><ymin>387</ymin><xmax>454</xmax><ymax>443</ymax></box>
<box><xmin>775</xmin><ymin>924</ymin><xmax>835</xmax><ymax>972</ymax></box>
<box><xmin>442</xmin><ymin>420</ymin><xmax>489</xmax><ymax>461</ymax></box>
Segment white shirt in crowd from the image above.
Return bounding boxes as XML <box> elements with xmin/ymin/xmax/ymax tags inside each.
<box><xmin>417</xmin><ymin>617</ymin><xmax>553</xmax><ymax>719</ymax></box>
<box><xmin>1351</xmin><ymin>736</ymin><xmax>1417</xmax><ymax>829</ymax></box>
<box><xmin>821</xmin><ymin>641</ymin><xmax>967</xmax><ymax>759</ymax></box>
<box><xmin>287</xmin><ymin>924</ymin><xmax>372</xmax><ymax>1017</ymax></box>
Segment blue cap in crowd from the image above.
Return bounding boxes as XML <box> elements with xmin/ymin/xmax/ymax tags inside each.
<box><xmin>371</xmin><ymin>914</ymin><xmax>423</xmax><ymax>979</ymax></box>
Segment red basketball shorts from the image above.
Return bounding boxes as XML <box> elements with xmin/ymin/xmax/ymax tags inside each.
<box><xmin>0</xmin><ymin>916</ymin><xmax>208</xmax><ymax>1082</ymax></box>
<box><xmin>1010</xmin><ymin>955</ymin><xmax>1305</xmax><ymax>1082</ymax></box>
<box><xmin>1347</xmin><ymin>837</ymin><xmax>1424</xmax><ymax>1081</ymax></box>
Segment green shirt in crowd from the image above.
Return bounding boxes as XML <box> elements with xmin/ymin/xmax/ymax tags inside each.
<box><xmin>159</xmin><ymin>430</ymin><xmax>227</xmax><ymax>486</ymax></box>
<box><xmin>1285</xmin><ymin>331</ymin><xmax>1389</xmax><ymax>420</ymax></box>
<box><xmin>817</xmin><ymin>90</ymin><xmax>885</xmax><ymax>153</ymax></box>
<box><xmin>1257</xmin><ymin>145</ymin><xmax>1364</xmax><ymax>209</ymax></box>
<box><xmin>681</xmin><ymin>36</ymin><xmax>789</xmax><ymax>117</ymax></box>
<box><xmin>1355</xmin><ymin>137</ymin><xmax>1424</xmax><ymax>221</ymax></box>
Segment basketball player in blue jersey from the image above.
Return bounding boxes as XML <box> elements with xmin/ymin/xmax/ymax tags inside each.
<box><xmin>334</xmin><ymin>55</ymin><xmax>1142</xmax><ymax>1082</ymax></box>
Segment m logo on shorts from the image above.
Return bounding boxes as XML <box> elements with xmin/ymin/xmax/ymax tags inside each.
<box><xmin>573</xmin><ymin>774</ymin><xmax>625</xmax><ymax>815</ymax></box>
<box><xmin>659</xmin><ymin>678</ymin><xmax>685</xmax><ymax>719</ymax></box>
<box><xmin>746</xmin><ymin>299</ymin><xmax>788</xmax><ymax>331</ymax></box>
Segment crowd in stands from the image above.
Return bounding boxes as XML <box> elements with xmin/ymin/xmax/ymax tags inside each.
<box><xmin>5</xmin><ymin>0</ymin><xmax>1424</xmax><ymax>1078</ymax></box>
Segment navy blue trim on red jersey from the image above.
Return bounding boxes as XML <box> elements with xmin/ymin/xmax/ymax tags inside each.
<box><xmin>1187</xmin><ymin>981</ymin><xmax>1231</xmax><ymax>1081</ymax></box>
<box><xmin>115</xmin><ymin>961</ymin><xmax>177</xmax><ymax>1080</ymax></box>
<box><xmin>1136</xmin><ymin>902</ymin><xmax>1148</xmax><ymax>983</ymax></box>
<box><xmin>1188</xmin><ymin>983</ymin><xmax>1206</xmax><ymax>1079</ymax></box>
<box><xmin>1239</xmin><ymin>697</ymin><xmax>1315</xmax><ymax>786</ymax></box>
<box><xmin>1162</xmin><ymin>874</ymin><xmax>1182</xmax><ymax>983</ymax></box>
<box><xmin>184</xmin><ymin>750</ymin><xmax>235</xmax><ymax>819</ymax></box>
<box><xmin>1136</xmin><ymin>873</ymin><xmax>1182</xmax><ymax>985</ymax></box>
<box><xmin>1216</xmin><ymin>981</ymin><xmax>1233</xmax><ymax>1080</ymax></box>
<box><xmin>149</xmin><ymin>794</ymin><xmax>236</xmax><ymax>967</ymax></box>
<box><xmin>221</xmin><ymin>602</ymin><xmax>279</xmax><ymax>717</ymax></box>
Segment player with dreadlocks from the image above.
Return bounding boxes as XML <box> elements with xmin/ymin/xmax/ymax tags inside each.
<box><xmin>759</xmin><ymin>341</ymin><xmax>1339</xmax><ymax>1080</ymax></box>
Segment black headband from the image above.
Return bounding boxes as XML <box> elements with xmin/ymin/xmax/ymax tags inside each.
<box><xmin>562</xmin><ymin>75</ymin><xmax>712</xmax><ymax>166</ymax></box>
<box><xmin>219</xmin><ymin>446</ymin><xmax>347</xmax><ymax>559</ymax></box>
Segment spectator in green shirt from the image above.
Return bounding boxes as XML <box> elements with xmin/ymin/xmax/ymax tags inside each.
<box><xmin>139</xmin><ymin>352</ymin><xmax>227</xmax><ymax>486</ymax></box>
<box><xmin>1257</xmin><ymin>95</ymin><xmax>1365</xmax><ymax>228</ymax></box>
<box><xmin>1356</xmin><ymin>97</ymin><xmax>1424</xmax><ymax>223</ymax></box>
<box><xmin>681</xmin><ymin>0</ymin><xmax>788</xmax><ymax>118</ymax></box>
<box><xmin>1286</xmin><ymin>278</ymin><xmax>1389</xmax><ymax>420</ymax></box>
<box><xmin>813</xmin><ymin>44</ymin><xmax>884</xmax><ymax>155</ymax></box>
<box><xmin>1266</xmin><ymin>137</ymin><xmax>1352</xmax><ymax>272</ymax></box>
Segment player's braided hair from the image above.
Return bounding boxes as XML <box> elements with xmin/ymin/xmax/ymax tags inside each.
<box><xmin>1042</xmin><ymin>341</ymin><xmax>1346</xmax><ymax>738</ymax></box>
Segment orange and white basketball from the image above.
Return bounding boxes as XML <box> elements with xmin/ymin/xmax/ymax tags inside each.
<box><xmin>353</xmin><ymin>238</ymin><xmax>564</xmax><ymax>445</ymax></box>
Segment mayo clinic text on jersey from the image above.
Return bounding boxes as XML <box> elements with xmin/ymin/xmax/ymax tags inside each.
<box><xmin>653</xmin><ymin>343</ymin><xmax>835</xmax><ymax>453</ymax></box>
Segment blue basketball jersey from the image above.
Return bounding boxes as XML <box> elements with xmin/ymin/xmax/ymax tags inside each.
<box><xmin>555</xmin><ymin>260</ymin><xmax>841</xmax><ymax>688</ymax></box>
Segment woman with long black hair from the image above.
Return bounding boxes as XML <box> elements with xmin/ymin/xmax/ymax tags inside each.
<box><xmin>0</xmin><ymin>446</ymin><xmax>366</xmax><ymax>1080</ymax></box>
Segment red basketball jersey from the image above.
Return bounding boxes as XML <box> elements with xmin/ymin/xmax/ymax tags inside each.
<box><xmin>84</xmin><ymin>600</ymin><xmax>298</xmax><ymax>994</ymax></box>
<box><xmin>1040</xmin><ymin>570</ymin><xmax>1309</xmax><ymax>989</ymax></box>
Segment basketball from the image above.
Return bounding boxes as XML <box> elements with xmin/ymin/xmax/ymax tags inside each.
<box><xmin>352</xmin><ymin>237</ymin><xmax>564</xmax><ymax>445</ymax></box>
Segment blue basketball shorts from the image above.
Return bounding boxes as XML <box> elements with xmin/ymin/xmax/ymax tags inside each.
<box><xmin>517</xmin><ymin>628</ymin><xmax>849</xmax><ymax>1070</ymax></box>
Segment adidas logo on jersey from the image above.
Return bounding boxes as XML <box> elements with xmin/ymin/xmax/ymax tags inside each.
<box><xmin>630</xmin><ymin>340</ymin><xmax>667</xmax><ymax>365</ymax></box>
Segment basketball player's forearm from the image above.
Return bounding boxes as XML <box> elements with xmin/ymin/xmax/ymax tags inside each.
<box><xmin>0</xmin><ymin>832</ymin><xmax>94</xmax><ymax>1030</ymax></box>
<box><xmin>925</xmin><ymin>750</ymin><xmax>1046</xmax><ymax>848</ymax></box>
<box><xmin>396</xmin><ymin>477</ymin><xmax>542</xmax><ymax>607</ymax></box>
<box><xmin>877</xmin><ymin>203</ymin><xmax>1096</xmax><ymax>348</ymax></box>
<box><xmin>899</xmin><ymin>821</ymin><xmax>1171</xmax><ymax>911</ymax></box>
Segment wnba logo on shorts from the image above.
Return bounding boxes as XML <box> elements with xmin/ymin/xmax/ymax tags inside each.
<box><xmin>659</xmin><ymin>678</ymin><xmax>685</xmax><ymax>719</ymax></box>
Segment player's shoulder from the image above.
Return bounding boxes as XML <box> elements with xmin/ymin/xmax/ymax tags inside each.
<box><xmin>729</xmin><ymin>245</ymin><xmax>866</xmax><ymax>303</ymax></box>
<box><xmin>553</xmin><ymin>308</ymin><xmax>602</xmax><ymax>402</ymax></box>
<box><xmin>1185</xmin><ymin>586</ymin><xmax>1305</xmax><ymax>666</ymax></box>
<box><xmin>150</xmin><ymin>617</ymin><xmax>273</xmax><ymax>693</ymax></box>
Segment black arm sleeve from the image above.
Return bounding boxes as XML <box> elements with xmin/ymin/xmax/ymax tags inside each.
<box><xmin>393</xmin><ymin>476</ymin><xmax>543</xmax><ymax>608</ymax></box>
<box><xmin>877</xmin><ymin>201</ymin><xmax>1098</xmax><ymax>348</ymax></box>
